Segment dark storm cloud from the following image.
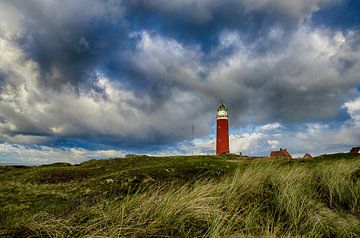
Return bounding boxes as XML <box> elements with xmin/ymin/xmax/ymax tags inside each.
<box><xmin>193</xmin><ymin>27</ymin><xmax>360</xmax><ymax>125</ymax></box>
<box><xmin>125</xmin><ymin>0</ymin><xmax>336</xmax><ymax>50</ymax></box>
<box><xmin>0</xmin><ymin>0</ymin><xmax>359</xmax><ymax>154</ymax></box>
<box><xmin>11</xmin><ymin>0</ymin><xmax>129</xmax><ymax>89</ymax></box>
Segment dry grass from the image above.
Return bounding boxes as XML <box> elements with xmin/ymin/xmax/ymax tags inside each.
<box><xmin>1</xmin><ymin>155</ymin><xmax>360</xmax><ymax>237</ymax></box>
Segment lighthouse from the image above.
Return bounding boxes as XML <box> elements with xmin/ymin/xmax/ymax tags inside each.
<box><xmin>216</xmin><ymin>102</ymin><xmax>229</xmax><ymax>155</ymax></box>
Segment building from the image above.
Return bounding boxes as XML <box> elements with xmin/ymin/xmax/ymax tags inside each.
<box><xmin>216</xmin><ymin>102</ymin><xmax>229</xmax><ymax>155</ymax></box>
<box><xmin>349</xmin><ymin>147</ymin><xmax>360</xmax><ymax>153</ymax></box>
<box><xmin>303</xmin><ymin>153</ymin><xmax>312</xmax><ymax>159</ymax></box>
<box><xmin>270</xmin><ymin>148</ymin><xmax>292</xmax><ymax>159</ymax></box>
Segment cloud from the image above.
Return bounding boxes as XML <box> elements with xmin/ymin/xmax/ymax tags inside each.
<box><xmin>343</xmin><ymin>96</ymin><xmax>360</xmax><ymax>126</ymax></box>
<box><xmin>126</xmin><ymin>0</ymin><xmax>339</xmax><ymax>47</ymax></box>
<box><xmin>0</xmin><ymin>143</ymin><xmax>125</xmax><ymax>165</ymax></box>
<box><xmin>0</xmin><ymin>16</ymin><xmax>215</xmax><ymax>146</ymax></box>
<box><xmin>7</xmin><ymin>0</ymin><xmax>126</xmax><ymax>89</ymax></box>
<box><xmin>0</xmin><ymin>71</ymin><xmax>213</xmax><ymax>146</ymax></box>
<box><xmin>1</xmin><ymin>19</ymin><xmax>360</xmax><ymax>148</ymax></box>
<box><xmin>267</xmin><ymin>139</ymin><xmax>280</xmax><ymax>149</ymax></box>
<box><xmin>205</xmin><ymin>27</ymin><xmax>360</xmax><ymax>124</ymax></box>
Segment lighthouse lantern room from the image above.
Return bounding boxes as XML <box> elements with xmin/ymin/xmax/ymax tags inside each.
<box><xmin>216</xmin><ymin>102</ymin><xmax>229</xmax><ymax>155</ymax></box>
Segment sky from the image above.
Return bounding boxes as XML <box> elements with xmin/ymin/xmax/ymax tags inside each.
<box><xmin>0</xmin><ymin>0</ymin><xmax>359</xmax><ymax>165</ymax></box>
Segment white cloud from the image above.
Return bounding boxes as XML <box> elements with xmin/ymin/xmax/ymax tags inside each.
<box><xmin>261</xmin><ymin>123</ymin><xmax>282</xmax><ymax>131</ymax></box>
<box><xmin>0</xmin><ymin>29</ymin><xmax>214</xmax><ymax>144</ymax></box>
<box><xmin>0</xmin><ymin>143</ymin><xmax>125</xmax><ymax>165</ymax></box>
<box><xmin>1</xmin><ymin>19</ymin><xmax>359</xmax><ymax>145</ymax></box>
<box><xmin>133</xmin><ymin>0</ymin><xmax>338</xmax><ymax>28</ymax></box>
<box><xmin>230</xmin><ymin>133</ymin><xmax>263</xmax><ymax>154</ymax></box>
<box><xmin>205</xmin><ymin>26</ymin><xmax>360</xmax><ymax>124</ymax></box>
<box><xmin>267</xmin><ymin>139</ymin><xmax>280</xmax><ymax>149</ymax></box>
<box><xmin>306</xmin><ymin>123</ymin><xmax>329</xmax><ymax>134</ymax></box>
<box><xmin>132</xmin><ymin>31</ymin><xmax>205</xmax><ymax>91</ymax></box>
<box><xmin>343</xmin><ymin>96</ymin><xmax>360</xmax><ymax>126</ymax></box>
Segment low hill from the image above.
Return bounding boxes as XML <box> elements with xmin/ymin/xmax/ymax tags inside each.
<box><xmin>1</xmin><ymin>154</ymin><xmax>359</xmax><ymax>237</ymax></box>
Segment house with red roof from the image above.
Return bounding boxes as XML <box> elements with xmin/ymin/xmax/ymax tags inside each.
<box><xmin>269</xmin><ymin>148</ymin><xmax>292</xmax><ymax>159</ymax></box>
<box><xmin>303</xmin><ymin>153</ymin><xmax>312</xmax><ymax>159</ymax></box>
<box><xmin>350</xmin><ymin>147</ymin><xmax>360</xmax><ymax>154</ymax></box>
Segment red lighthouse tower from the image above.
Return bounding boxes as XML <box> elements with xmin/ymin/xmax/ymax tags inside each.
<box><xmin>216</xmin><ymin>102</ymin><xmax>229</xmax><ymax>155</ymax></box>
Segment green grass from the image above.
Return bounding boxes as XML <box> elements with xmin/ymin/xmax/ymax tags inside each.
<box><xmin>1</xmin><ymin>154</ymin><xmax>359</xmax><ymax>237</ymax></box>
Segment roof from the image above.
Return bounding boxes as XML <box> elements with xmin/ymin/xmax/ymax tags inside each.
<box><xmin>350</xmin><ymin>147</ymin><xmax>360</xmax><ymax>153</ymax></box>
<box><xmin>217</xmin><ymin>101</ymin><xmax>228</xmax><ymax>111</ymax></box>
<box><xmin>303</xmin><ymin>153</ymin><xmax>312</xmax><ymax>158</ymax></box>
<box><xmin>270</xmin><ymin>148</ymin><xmax>292</xmax><ymax>158</ymax></box>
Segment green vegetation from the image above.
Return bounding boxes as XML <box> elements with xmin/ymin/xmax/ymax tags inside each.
<box><xmin>1</xmin><ymin>154</ymin><xmax>360</xmax><ymax>237</ymax></box>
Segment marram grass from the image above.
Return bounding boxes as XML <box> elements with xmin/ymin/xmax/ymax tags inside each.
<box><xmin>1</xmin><ymin>154</ymin><xmax>359</xmax><ymax>237</ymax></box>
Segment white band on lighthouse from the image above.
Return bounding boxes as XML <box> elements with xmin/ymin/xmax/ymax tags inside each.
<box><xmin>217</xmin><ymin>110</ymin><xmax>228</xmax><ymax>119</ymax></box>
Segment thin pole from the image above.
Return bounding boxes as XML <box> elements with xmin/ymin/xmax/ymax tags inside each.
<box><xmin>192</xmin><ymin>125</ymin><xmax>195</xmax><ymax>154</ymax></box>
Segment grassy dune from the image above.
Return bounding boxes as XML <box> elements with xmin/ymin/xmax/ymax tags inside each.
<box><xmin>1</xmin><ymin>154</ymin><xmax>360</xmax><ymax>237</ymax></box>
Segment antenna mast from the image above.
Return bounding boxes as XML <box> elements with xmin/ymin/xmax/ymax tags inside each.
<box><xmin>192</xmin><ymin>125</ymin><xmax>195</xmax><ymax>154</ymax></box>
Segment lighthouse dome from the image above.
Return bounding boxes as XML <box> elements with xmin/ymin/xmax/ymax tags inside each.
<box><xmin>217</xmin><ymin>102</ymin><xmax>228</xmax><ymax>119</ymax></box>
